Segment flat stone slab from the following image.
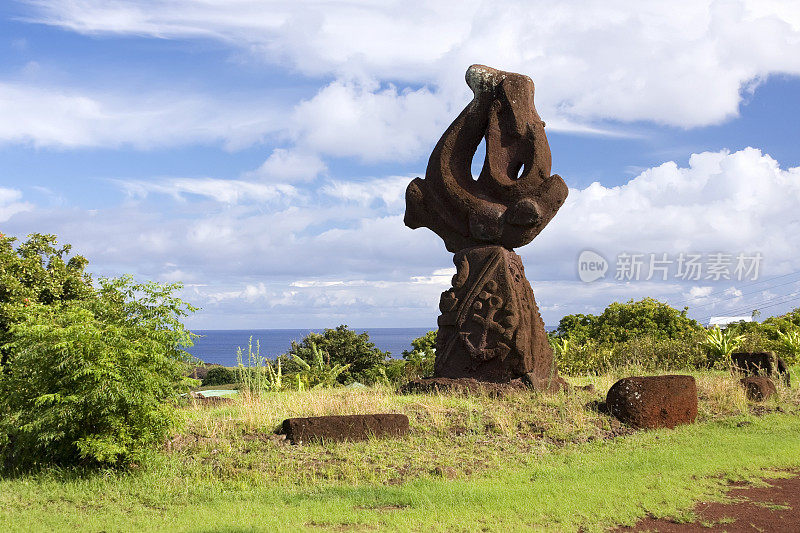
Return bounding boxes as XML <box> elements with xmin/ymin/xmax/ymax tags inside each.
<box><xmin>281</xmin><ymin>414</ymin><xmax>409</xmax><ymax>444</ymax></box>
<box><xmin>741</xmin><ymin>376</ymin><xmax>777</xmax><ymax>402</ymax></box>
<box><xmin>606</xmin><ymin>375</ymin><xmax>697</xmax><ymax>429</ymax></box>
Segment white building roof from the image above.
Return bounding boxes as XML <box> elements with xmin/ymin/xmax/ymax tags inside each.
<box><xmin>708</xmin><ymin>316</ymin><xmax>753</xmax><ymax>327</ymax></box>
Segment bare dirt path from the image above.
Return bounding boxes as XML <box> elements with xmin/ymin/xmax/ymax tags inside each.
<box><xmin>617</xmin><ymin>470</ymin><xmax>800</xmax><ymax>532</ymax></box>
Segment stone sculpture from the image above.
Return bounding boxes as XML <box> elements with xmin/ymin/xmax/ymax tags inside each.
<box><xmin>404</xmin><ymin>65</ymin><xmax>567</xmax><ymax>388</ymax></box>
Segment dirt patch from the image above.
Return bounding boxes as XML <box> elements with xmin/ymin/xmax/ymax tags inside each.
<box><xmin>618</xmin><ymin>470</ymin><xmax>800</xmax><ymax>532</ymax></box>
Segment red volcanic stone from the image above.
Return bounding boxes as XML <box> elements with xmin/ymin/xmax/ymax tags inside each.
<box><xmin>731</xmin><ymin>352</ymin><xmax>791</xmax><ymax>386</ymax></box>
<box><xmin>281</xmin><ymin>414</ymin><xmax>409</xmax><ymax>444</ymax></box>
<box><xmin>606</xmin><ymin>375</ymin><xmax>698</xmax><ymax>429</ymax></box>
<box><xmin>740</xmin><ymin>376</ymin><xmax>777</xmax><ymax>402</ymax></box>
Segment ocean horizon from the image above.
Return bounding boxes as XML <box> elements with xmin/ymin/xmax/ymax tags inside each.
<box><xmin>184</xmin><ymin>327</ymin><xmax>434</xmax><ymax>366</ymax></box>
<box><xmin>185</xmin><ymin>325</ymin><xmax>558</xmax><ymax>367</ymax></box>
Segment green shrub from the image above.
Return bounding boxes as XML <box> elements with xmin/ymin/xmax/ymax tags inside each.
<box><xmin>0</xmin><ymin>236</ymin><xmax>197</xmax><ymax>470</ymax></box>
<box><xmin>291</xmin><ymin>342</ymin><xmax>350</xmax><ymax>389</ymax></box>
<box><xmin>286</xmin><ymin>325</ymin><xmax>387</xmax><ymax>384</ymax></box>
<box><xmin>556</xmin><ymin>298</ymin><xmax>703</xmax><ymax>345</ymax></box>
<box><xmin>555</xmin><ymin>331</ymin><xmax>707</xmax><ymax>376</ymax></box>
<box><xmin>700</xmin><ymin>326</ymin><xmax>745</xmax><ymax>368</ymax></box>
<box><xmin>0</xmin><ymin>233</ymin><xmax>95</xmax><ymax>365</ymax></box>
<box><xmin>202</xmin><ymin>366</ymin><xmax>237</xmax><ymax>387</ymax></box>
<box><xmin>400</xmin><ymin>330</ymin><xmax>436</xmax><ymax>381</ymax></box>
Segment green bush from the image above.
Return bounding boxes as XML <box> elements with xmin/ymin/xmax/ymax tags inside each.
<box><xmin>0</xmin><ymin>233</ymin><xmax>95</xmax><ymax>365</ymax></box>
<box><xmin>400</xmin><ymin>330</ymin><xmax>436</xmax><ymax>381</ymax></box>
<box><xmin>202</xmin><ymin>366</ymin><xmax>237</xmax><ymax>387</ymax></box>
<box><xmin>554</xmin><ymin>332</ymin><xmax>707</xmax><ymax>376</ymax></box>
<box><xmin>286</xmin><ymin>325</ymin><xmax>388</xmax><ymax>384</ymax></box>
<box><xmin>556</xmin><ymin>298</ymin><xmax>703</xmax><ymax>344</ymax></box>
<box><xmin>0</xmin><ymin>235</ymin><xmax>197</xmax><ymax>470</ymax></box>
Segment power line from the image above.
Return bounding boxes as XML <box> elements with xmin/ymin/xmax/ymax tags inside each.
<box><xmin>686</xmin><ymin>278</ymin><xmax>800</xmax><ymax>311</ymax></box>
<box><xmin>671</xmin><ymin>269</ymin><xmax>800</xmax><ymax>308</ymax></box>
<box><xmin>700</xmin><ymin>290</ymin><xmax>800</xmax><ymax>322</ymax></box>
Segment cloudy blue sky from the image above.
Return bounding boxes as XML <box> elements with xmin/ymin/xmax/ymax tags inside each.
<box><xmin>1</xmin><ymin>0</ymin><xmax>800</xmax><ymax>329</ymax></box>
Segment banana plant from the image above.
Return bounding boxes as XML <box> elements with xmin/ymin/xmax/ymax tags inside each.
<box><xmin>776</xmin><ymin>328</ymin><xmax>800</xmax><ymax>364</ymax></box>
<box><xmin>701</xmin><ymin>326</ymin><xmax>744</xmax><ymax>367</ymax></box>
<box><xmin>291</xmin><ymin>341</ymin><xmax>350</xmax><ymax>389</ymax></box>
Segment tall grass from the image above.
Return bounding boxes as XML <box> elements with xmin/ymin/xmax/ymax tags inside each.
<box><xmin>235</xmin><ymin>336</ymin><xmax>282</xmax><ymax>395</ymax></box>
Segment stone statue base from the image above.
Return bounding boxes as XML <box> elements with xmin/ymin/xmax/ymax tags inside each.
<box><xmin>435</xmin><ymin>245</ymin><xmax>562</xmax><ymax>389</ymax></box>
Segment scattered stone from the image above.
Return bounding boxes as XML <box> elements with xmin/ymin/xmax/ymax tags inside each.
<box><xmin>281</xmin><ymin>414</ymin><xmax>409</xmax><ymax>444</ymax></box>
<box><xmin>404</xmin><ymin>65</ymin><xmax>568</xmax><ymax>387</ymax></box>
<box><xmin>606</xmin><ymin>375</ymin><xmax>698</xmax><ymax>429</ymax></box>
<box><xmin>731</xmin><ymin>352</ymin><xmax>791</xmax><ymax>386</ymax></box>
<box><xmin>740</xmin><ymin>376</ymin><xmax>777</xmax><ymax>402</ymax></box>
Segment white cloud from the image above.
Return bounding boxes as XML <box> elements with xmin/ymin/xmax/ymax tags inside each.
<box><xmin>19</xmin><ymin>0</ymin><xmax>800</xmax><ymax>130</ymax></box>
<box><xmin>290</xmin><ymin>79</ymin><xmax>449</xmax><ymax>162</ymax></box>
<box><xmin>118</xmin><ymin>177</ymin><xmax>298</xmax><ymax>203</ymax></box>
<box><xmin>244</xmin><ymin>148</ymin><xmax>327</xmax><ymax>182</ymax></box>
<box><xmin>532</xmin><ymin>147</ymin><xmax>800</xmax><ymax>269</ymax></box>
<box><xmin>0</xmin><ymin>187</ymin><xmax>34</xmax><ymax>222</ymax></box>
<box><xmin>0</xmin><ymin>81</ymin><xmax>286</xmax><ymax>149</ymax></box>
<box><xmin>321</xmin><ymin>175</ymin><xmax>411</xmax><ymax>210</ymax></box>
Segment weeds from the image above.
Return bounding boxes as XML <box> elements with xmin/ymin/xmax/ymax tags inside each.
<box><xmin>235</xmin><ymin>336</ymin><xmax>282</xmax><ymax>395</ymax></box>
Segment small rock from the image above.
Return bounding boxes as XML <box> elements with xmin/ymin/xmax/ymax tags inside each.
<box><xmin>740</xmin><ymin>376</ymin><xmax>777</xmax><ymax>402</ymax></box>
<box><xmin>606</xmin><ymin>375</ymin><xmax>698</xmax><ymax>429</ymax></box>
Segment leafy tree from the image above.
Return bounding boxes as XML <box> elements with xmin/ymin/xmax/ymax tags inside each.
<box><xmin>202</xmin><ymin>366</ymin><xmax>237</xmax><ymax>387</ymax></box>
<box><xmin>400</xmin><ymin>330</ymin><xmax>436</xmax><ymax>380</ymax></box>
<box><xmin>286</xmin><ymin>325</ymin><xmax>388</xmax><ymax>384</ymax></box>
<box><xmin>0</xmin><ymin>234</ymin><xmax>197</xmax><ymax>470</ymax></box>
<box><xmin>556</xmin><ymin>298</ymin><xmax>703</xmax><ymax>344</ymax></box>
<box><xmin>0</xmin><ymin>233</ymin><xmax>95</xmax><ymax>365</ymax></box>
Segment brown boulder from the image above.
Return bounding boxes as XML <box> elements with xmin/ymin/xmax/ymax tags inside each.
<box><xmin>740</xmin><ymin>376</ymin><xmax>777</xmax><ymax>401</ymax></box>
<box><xmin>281</xmin><ymin>414</ymin><xmax>409</xmax><ymax>444</ymax></box>
<box><xmin>606</xmin><ymin>375</ymin><xmax>698</xmax><ymax>429</ymax></box>
<box><xmin>731</xmin><ymin>352</ymin><xmax>790</xmax><ymax>386</ymax></box>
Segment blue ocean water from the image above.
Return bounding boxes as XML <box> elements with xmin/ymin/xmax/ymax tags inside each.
<box><xmin>185</xmin><ymin>328</ymin><xmax>434</xmax><ymax>366</ymax></box>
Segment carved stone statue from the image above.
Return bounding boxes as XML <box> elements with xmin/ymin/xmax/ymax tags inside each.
<box><xmin>405</xmin><ymin>65</ymin><xmax>567</xmax><ymax>389</ymax></box>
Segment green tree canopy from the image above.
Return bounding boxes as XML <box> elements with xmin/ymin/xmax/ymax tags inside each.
<box><xmin>286</xmin><ymin>325</ymin><xmax>388</xmax><ymax>384</ymax></box>
<box><xmin>556</xmin><ymin>297</ymin><xmax>703</xmax><ymax>344</ymax></box>
<box><xmin>0</xmin><ymin>233</ymin><xmax>95</xmax><ymax>363</ymax></box>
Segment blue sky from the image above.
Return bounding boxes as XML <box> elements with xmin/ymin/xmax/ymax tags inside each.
<box><xmin>1</xmin><ymin>1</ymin><xmax>799</xmax><ymax>329</ymax></box>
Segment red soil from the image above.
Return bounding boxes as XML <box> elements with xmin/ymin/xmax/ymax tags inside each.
<box><xmin>618</xmin><ymin>470</ymin><xmax>800</xmax><ymax>532</ymax></box>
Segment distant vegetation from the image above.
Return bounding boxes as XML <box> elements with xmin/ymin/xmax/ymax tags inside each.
<box><xmin>551</xmin><ymin>298</ymin><xmax>800</xmax><ymax>375</ymax></box>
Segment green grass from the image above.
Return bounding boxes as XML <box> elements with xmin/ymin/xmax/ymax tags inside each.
<box><xmin>1</xmin><ymin>370</ymin><xmax>799</xmax><ymax>532</ymax></box>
